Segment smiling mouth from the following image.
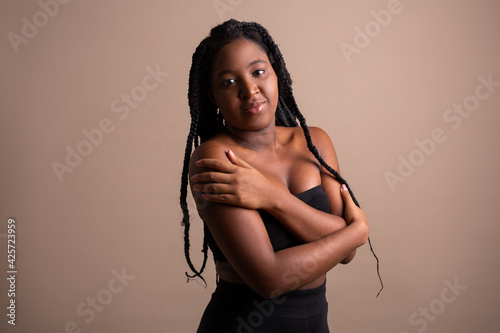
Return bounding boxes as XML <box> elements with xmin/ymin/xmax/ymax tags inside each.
<box><xmin>242</xmin><ymin>101</ymin><xmax>266</xmax><ymax>114</ymax></box>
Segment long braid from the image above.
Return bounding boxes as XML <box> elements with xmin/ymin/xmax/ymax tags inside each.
<box><xmin>254</xmin><ymin>23</ymin><xmax>383</xmax><ymax>296</ymax></box>
<box><xmin>181</xmin><ymin>19</ymin><xmax>383</xmax><ymax>296</ymax></box>
<box><xmin>180</xmin><ymin>42</ymin><xmax>211</xmax><ymax>284</ymax></box>
<box><xmin>180</xmin><ymin>102</ymin><xmax>209</xmax><ymax>285</ymax></box>
<box><xmin>295</xmin><ymin>109</ymin><xmax>383</xmax><ymax>296</ymax></box>
<box><xmin>278</xmin><ymin>96</ymin><xmax>299</xmax><ymax>127</ymax></box>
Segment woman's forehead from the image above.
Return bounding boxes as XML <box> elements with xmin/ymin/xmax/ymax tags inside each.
<box><xmin>212</xmin><ymin>39</ymin><xmax>270</xmax><ymax>74</ymax></box>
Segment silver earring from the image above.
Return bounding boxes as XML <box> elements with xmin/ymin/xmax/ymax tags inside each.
<box><xmin>216</xmin><ymin>108</ymin><xmax>225</xmax><ymax>126</ymax></box>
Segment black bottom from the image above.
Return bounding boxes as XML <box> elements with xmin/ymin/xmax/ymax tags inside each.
<box><xmin>197</xmin><ymin>279</ymin><xmax>329</xmax><ymax>333</ymax></box>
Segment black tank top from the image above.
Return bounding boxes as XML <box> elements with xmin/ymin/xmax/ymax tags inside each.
<box><xmin>204</xmin><ymin>185</ymin><xmax>331</xmax><ymax>262</ymax></box>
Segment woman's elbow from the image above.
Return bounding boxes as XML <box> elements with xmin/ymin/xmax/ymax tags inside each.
<box><xmin>248</xmin><ymin>275</ymin><xmax>287</xmax><ymax>299</ymax></box>
<box><xmin>244</xmin><ymin>266</ymin><xmax>292</xmax><ymax>299</ymax></box>
<box><xmin>340</xmin><ymin>249</ymin><xmax>356</xmax><ymax>264</ymax></box>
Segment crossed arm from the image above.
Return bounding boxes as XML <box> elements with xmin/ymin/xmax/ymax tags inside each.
<box><xmin>189</xmin><ymin>129</ymin><xmax>368</xmax><ymax>298</ymax></box>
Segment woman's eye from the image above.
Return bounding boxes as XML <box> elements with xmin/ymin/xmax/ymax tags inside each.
<box><xmin>254</xmin><ymin>69</ymin><xmax>265</xmax><ymax>76</ymax></box>
<box><xmin>221</xmin><ymin>79</ymin><xmax>235</xmax><ymax>87</ymax></box>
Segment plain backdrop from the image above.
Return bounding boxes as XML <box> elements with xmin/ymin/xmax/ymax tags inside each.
<box><xmin>1</xmin><ymin>0</ymin><xmax>499</xmax><ymax>332</ymax></box>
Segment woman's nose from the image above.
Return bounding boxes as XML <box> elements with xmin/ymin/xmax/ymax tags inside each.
<box><xmin>239</xmin><ymin>79</ymin><xmax>259</xmax><ymax>98</ymax></box>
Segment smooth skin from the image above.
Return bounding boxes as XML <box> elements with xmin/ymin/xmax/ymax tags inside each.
<box><xmin>189</xmin><ymin>38</ymin><xmax>368</xmax><ymax>298</ymax></box>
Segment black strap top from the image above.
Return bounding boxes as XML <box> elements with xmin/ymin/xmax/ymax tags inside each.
<box><xmin>204</xmin><ymin>185</ymin><xmax>331</xmax><ymax>262</ymax></box>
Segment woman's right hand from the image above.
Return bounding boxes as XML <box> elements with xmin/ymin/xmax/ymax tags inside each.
<box><xmin>191</xmin><ymin>149</ymin><xmax>287</xmax><ymax>211</ymax></box>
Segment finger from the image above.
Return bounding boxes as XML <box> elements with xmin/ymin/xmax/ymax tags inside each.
<box><xmin>191</xmin><ymin>171</ymin><xmax>231</xmax><ymax>184</ymax></box>
<box><xmin>339</xmin><ymin>184</ymin><xmax>355</xmax><ymax>205</ymax></box>
<box><xmin>195</xmin><ymin>158</ymin><xmax>237</xmax><ymax>173</ymax></box>
<box><xmin>201</xmin><ymin>192</ymin><xmax>238</xmax><ymax>204</ymax></box>
<box><xmin>192</xmin><ymin>183</ymin><xmax>234</xmax><ymax>195</ymax></box>
<box><xmin>226</xmin><ymin>149</ymin><xmax>253</xmax><ymax>168</ymax></box>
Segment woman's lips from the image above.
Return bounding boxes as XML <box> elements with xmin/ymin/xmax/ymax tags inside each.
<box><xmin>242</xmin><ymin>101</ymin><xmax>265</xmax><ymax>114</ymax></box>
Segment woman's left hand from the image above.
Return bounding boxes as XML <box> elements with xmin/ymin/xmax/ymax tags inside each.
<box><xmin>190</xmin><ymin>149</ymin><xmax>284</xmax><ymax>210</ymax></box>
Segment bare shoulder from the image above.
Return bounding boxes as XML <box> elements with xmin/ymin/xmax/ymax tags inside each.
<box><xmin>287</xmin><ymin>126</ymin><xmax>340</xmax><ymax>170</ymax></box>
<box><xmin>191</xmin><ymin>138</ymin><xmax>228</xmax><ymax>161</ymax></box>
<box><xmin>188</xmin><ymin>139</ymin><xmax>230</xmax><ymax>182</ymax></box>
<box><xmin>285</xmin><ymin>126</ymin><xmax>333</xmax><ymax>147</ymax></box>
<box><xmin>308</xmin><ymin>126</ymin><xmax>334</xmax><ymax>150</ymax></box>
<box><xmin>308</xmin><ymin>126</ymin><xmax>339</xmax><ymax>169</ymax></box>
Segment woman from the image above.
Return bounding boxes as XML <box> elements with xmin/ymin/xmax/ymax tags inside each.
<box><xmin>180</xmin><ymin>19</ymin><xmax>371</xmax><ymax>332</ymax></box>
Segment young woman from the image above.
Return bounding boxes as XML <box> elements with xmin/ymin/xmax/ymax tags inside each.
<box><xmin>180</xmin><ymin>19</ymin><xmax>372</xmax><ymax>332</ymax></box>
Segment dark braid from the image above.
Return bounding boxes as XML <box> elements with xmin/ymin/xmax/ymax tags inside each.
<box><xmin>180</xmin><ymin>96</ymin><xmax>208</xmax><ymax>284</ymax></box>
<box><xmin>254</xmin><ymin>24</ymin><xmax>383</xmax><ymax>296</ymax></box>
<box><xmin>181</xmin><ymin>19</ymin><xmax>383</xmax><ymax>296</ymax></box>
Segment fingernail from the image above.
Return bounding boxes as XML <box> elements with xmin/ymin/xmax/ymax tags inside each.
<box><xmin>193</xmin><ymin>184</ymin><xmax>200</xmax><ymax>191</ymax></box>
<box><xmin>195</xmin><ymin>160</ymin><xmax>201</xmax><ymax>166</ymax></box>
<box><xmin>227</xmin><ymin>149</ymin><xmax>233</xmax><ymax>155</ymax></box>
<box><xmin>341</xmin><ymin>184</ymin><xmax>347</xmax><ymax>191</ymax></box>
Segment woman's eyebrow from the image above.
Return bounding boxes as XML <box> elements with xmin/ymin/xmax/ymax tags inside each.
<box><xmin>248</xmin><ymin>59</ymin><xmax>267</xmax><ymax>67</ymax></box>
<box><xmin>216</xmin><ymin>59</ymin><xmax>268</xmax><ymax>78</ymax></box>
<box><xmin>216</xmin><ymin>69</ymin><xmax>234</xmax><ymax>78</ymax></box>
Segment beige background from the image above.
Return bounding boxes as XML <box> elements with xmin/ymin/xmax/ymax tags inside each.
<box><xmin>1</xmin><ymin>0</ymin><xmax>499</xmax><ymax>332</ymax></box>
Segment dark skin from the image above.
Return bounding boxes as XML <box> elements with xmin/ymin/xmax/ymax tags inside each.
<box><xmin>189</xmin><ymin>39</ymin><xmax>368</xmax><ymax>298</ymax></box>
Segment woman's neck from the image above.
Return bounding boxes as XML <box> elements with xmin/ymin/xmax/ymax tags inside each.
<box><xmin>224</xmin><ymin>123</ymin><xmax>280</xmax><ymax>153</ymax></box>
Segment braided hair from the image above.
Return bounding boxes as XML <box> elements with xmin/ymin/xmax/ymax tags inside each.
<box><xmin>180</xmin><ymin>19</ymin><xmax>383</xmax><ymax>296</ymax></box>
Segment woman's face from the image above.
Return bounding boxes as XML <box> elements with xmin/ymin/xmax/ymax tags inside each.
<box><xmin>208</xmin><ymin>38</ymin><xmax>279</xmax><ymax>132</ymax></box>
